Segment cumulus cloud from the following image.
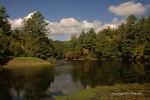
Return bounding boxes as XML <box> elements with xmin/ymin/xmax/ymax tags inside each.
<box><xmin>60</xmin><ymin>18</ymin><xmax>80</xmax><ymax>27</ymax></box>
<box><xmin>47</xmin><ymin>19</ymin><xmax>103</xmax><ymax>36</ymax></box>
<box><xmin>46</xmin><ymin>18</ymin><xmax>126</xmax><ymax>40</ymax></box>
<box><xmin>24</xmin><ymin>11</ymin><xmax>36</xmax><ymax>20</ymax></box>
<box><xmin>109</xmin><ymin>18</ymin><xmax>126</xmax><ymax>28</ymax></box>
<box><xmin>9</xmin><ymin>11</ymin><xmax>36</xmax><ymax>29</ymax></box>
<box><xmin>109</xmin><ymin>1</ymin><xmax>149</xmax><ymax>17</ymax></box>
<box><xmin>9</xmin><ymin>18</ymin><xmax>23</xmax><ymax>29</ymax></box>
<box><xmin>9</xmin><ymin>12</ymin><xmax>126</xmax><ymax>40</ymax></box>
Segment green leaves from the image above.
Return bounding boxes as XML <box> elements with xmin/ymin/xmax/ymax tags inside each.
<box><xmin>0</xmin><ymin>6</ymin><xmax>11</xmax><ymax>58</ymax></box>
<box><xmin>0</xmin><ymin>6</ymin><xmax>150</xmax><ymax>62</ymax></box>
<box><xmin>67</xmin><ymin>15</ymin><xmax>150</xmax><ymax>61</ymax></box>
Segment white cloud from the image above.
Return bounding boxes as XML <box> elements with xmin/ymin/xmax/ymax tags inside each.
<box><xmin>9</xmin><ymin>18</ymin><xmax>23</xmax><ymax>29</ymax></box>
<box><xmin>100</xmin><ymin>18</ymin><xmax>126</xmax><ymax>30</ymax></box>
<box><xmin>110</xmin><ymin>18</ymin><xmax>126</xmax><ymax>28</ymax></box>
<box><xmin>47</xmin><ymin>18</ymin><xmax>126</xmax><ymax>40</ymax></box>
<box><xmin>47</xmin><ymin>19</ymin><xmax>103</xmax><ymax>35</ymax></box>
<box><xmin>60</xmin><ymin>18</ymin><xmax>80</xmax><ymax>26</ymax></box>
<box><xmin>109</xmin><ymin>1</ymin><xmax>149</xmax><ymax>17</ymax></box>
<box><xmin>9</xmin><ymin>11</ymin><xmax>36</xmax><ymax>29</ymax></box>
<box><xmin>24</xmin><ymin>11</ymin><xmax>36</xmax><ymax>20</ymax></box>
<box><xmin>9</xmin><ymin>12</ymin><xmax>126</xmax><ymax>40</ymax></box>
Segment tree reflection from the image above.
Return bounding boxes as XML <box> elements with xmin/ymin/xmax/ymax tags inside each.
<box><xmin>0</xmin><ymin>67</ymin><xmax>54</xmax><ymax>100</ymax></box>
<box><xmin>0</xmin><ymin>70</ymin><xmax>12</xmax><ymax>100</ymax></box>
<box><xmin>70</xmin><ymin>61</ymin><xmax>150</xmax><ymax>88</ymax></box>
<box><xmin>0</xmin><ymin>61</ymin><xmax>150</xmax><ymax>100</ymax></box>
<box><xmin>120</xmin><ymin>61</ymin><xmax>150</xmax><ymax>83</ymax></box>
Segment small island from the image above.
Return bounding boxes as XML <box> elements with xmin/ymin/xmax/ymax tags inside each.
<box><xmin>3</xmin><ymin>57</ymin><xmax>51</xmax><ymax>69</ymax></box>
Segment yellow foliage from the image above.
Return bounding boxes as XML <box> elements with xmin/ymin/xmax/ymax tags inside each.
<box><xmin>82</xmin><ymin>48</ymin><xmax>89</xmax><ymax>55</ymax></box>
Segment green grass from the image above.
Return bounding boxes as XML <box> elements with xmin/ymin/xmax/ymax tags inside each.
<box><xmin>3</xmin><ymin>57</ymin><xmax>52</xmax><ymax>69</ymax></box>
<box><xmin>55</xmin><ymin>83</ymin><xmax>150</xmax><ymax>100</ymax></box>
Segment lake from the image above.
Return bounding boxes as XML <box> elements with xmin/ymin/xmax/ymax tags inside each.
<box><xmin>0</xmin><ymin>60</ymin><xmax>150</xmax><ymax>100</ymax></box>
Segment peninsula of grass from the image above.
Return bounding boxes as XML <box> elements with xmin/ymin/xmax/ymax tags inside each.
<box><xmin>3</xmin><ymin>57</ymin><xmax>52</xmax><ymax>69</ymax></box>
<box><xmin>55</xmin><ymin>83</ymin><xmax>150</xmax><ymax>100</ymax></box>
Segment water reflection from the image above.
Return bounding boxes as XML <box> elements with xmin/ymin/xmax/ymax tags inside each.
<box><xmin>0</xmin><ymin>61</ymin><xmax>150</xmax><ymax>100</ymax></box>
<box><xmin>0</xmin><ymin>67</ymin><xmax>54</xmax><ymax>100</ymax></box>
<box><xmin>49</xmin><ymin>63</ymin><xmax>83</xmax><ymax>96</ymax></box>
<box><xmin>120</xmin><ymin>61</ymin><xmax>150</xmax><ymax>83</ymax></box>
<box><xmin>70</xmin><ymin>61</ymin><xmax>150</xmax><ymax>88</ymax></box>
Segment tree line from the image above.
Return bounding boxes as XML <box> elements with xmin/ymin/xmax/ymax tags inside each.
<box><xmin>66</xmin><ymin>15</ymin><xmax>150</xmax><ymax>62</ymax></box>
<box><xmin>0</xmin><ymin>6</ymin><xmax>150</xmax><ymax>62</ymax></box>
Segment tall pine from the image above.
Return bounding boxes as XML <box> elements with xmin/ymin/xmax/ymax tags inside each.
<box><xmin>0</xmin><ymin>6</ymin><xmax>11</xmax><ymax>58</ymax></box>
<box><xmin>23</xmin><ymin>11</ymin><xmax>53</xmax><ymax>59</ymax></box>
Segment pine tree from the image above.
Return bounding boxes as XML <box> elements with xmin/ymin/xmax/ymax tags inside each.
<box><xmin>23</xmin><ymin>11</ymin><xmax>53</xmax><ymax>59</ymax></box>
<box><xmin>0</xmin><ymin>6</ymin><xmax>11</xmax><ymax>58</ymax></box>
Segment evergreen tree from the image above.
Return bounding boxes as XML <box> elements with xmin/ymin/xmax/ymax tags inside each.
<box><xmin>23</xmin><ymin>11</ymin><xmax>53</xmax><ymax>59</ymax></box>
<box><xmin>0</xmin><ymin>6</ymin><xmax>11</xmax><ymax>58</ymax></box>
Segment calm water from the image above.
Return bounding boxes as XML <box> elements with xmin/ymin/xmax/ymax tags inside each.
<box><xmin>0</xmin><ymin>60</ymin><xmax>150</xmax><ymax>100</ymax></box>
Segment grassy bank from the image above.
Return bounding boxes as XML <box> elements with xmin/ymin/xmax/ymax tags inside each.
<box><xmin>3</xmin><ymin>57</ymin><xmax>51</xmax><ymax>69</ymax></box>
<box><xmin>55</xmin><ymin>83</ymin><xmax>150</xmax><ymax>100</ymax></box>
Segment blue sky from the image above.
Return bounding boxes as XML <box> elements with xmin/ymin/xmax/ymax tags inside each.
<box><xmin>0</xmin><ymin>0</ymin><xmax>150</xmax><ymax>41</ymax></box>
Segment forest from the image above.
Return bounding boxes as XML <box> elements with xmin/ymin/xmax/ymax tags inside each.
<box><xmin>0</xmin><ymin>6</ymin><xmax>150</xmax><ymax>62</ymax></box>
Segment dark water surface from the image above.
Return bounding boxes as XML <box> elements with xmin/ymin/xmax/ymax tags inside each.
<box><xmin>0</xmin><ymin>60</ymin><xmax>150</xmax><ymax>100</ymax></box>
